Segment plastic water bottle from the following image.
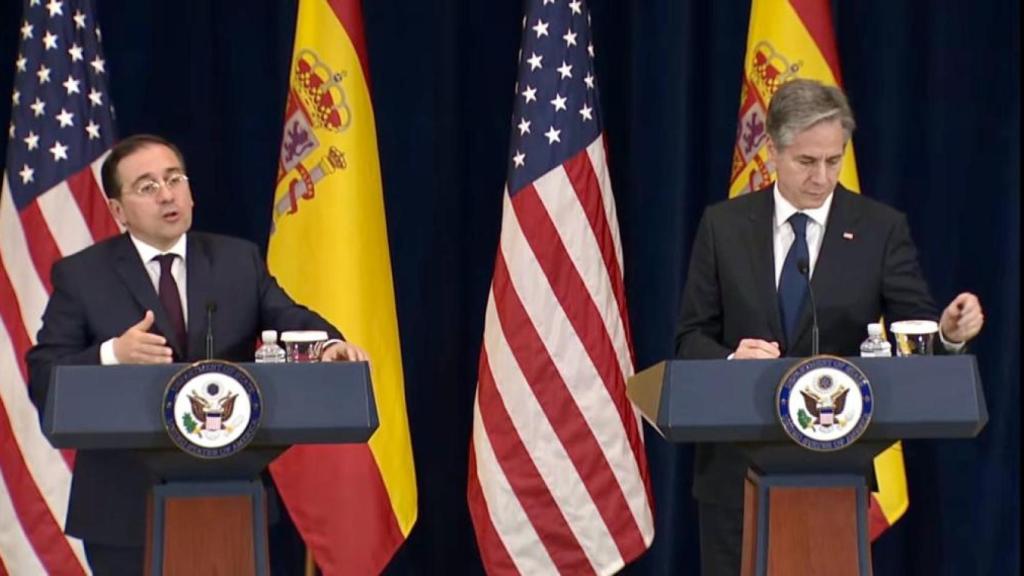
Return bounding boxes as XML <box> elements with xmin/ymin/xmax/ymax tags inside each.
<box><xmin>254</xmin><ymin>330</ymin><xmax>286</xmax><ymax>363</ymax></box>
<box><xmin>859</xmin><ymin>323</ymin><xmax>892</xmax><ymax>357</ymax></box>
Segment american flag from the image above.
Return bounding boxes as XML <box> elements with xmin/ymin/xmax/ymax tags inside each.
<box><xmin>466</xmin><ymin>1</ymin><xmax>654</xmax><ymax>573</ymax></box>
<box><xmin>1</xmin><ymin>0</ymin><xmax>119</xmax><ymax>573</ymax></box>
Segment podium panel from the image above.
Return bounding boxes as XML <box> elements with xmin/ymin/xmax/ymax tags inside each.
<box><xmin>43</xmin><ymin>362</ymin><xmax>377</xmax><ymax>576</ymax></box>
<box><xmin>627</xmin><ymin>356</ymin><xmax>987</xmax><ymax>576</ymax></box>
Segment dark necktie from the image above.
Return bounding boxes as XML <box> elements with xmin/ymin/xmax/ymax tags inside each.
<box><xmin>155</xmin><ymin>254</ymin><xmax>187</xmax><ymax>354</ymax></box>
<box><xmin>778</xmin><ymin>212</ymin><xmax>810</xmax><ymax>346</ymax></box>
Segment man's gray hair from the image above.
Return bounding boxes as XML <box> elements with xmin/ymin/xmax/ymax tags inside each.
<box><xmin>766</xmin><ymin>78</ymin><xmax>856</xmax><ymax>150</ymax></box>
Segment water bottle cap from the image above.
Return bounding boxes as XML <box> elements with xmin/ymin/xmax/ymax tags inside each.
<box><xmin>261</xmin><ymin>329</ymin><xmax>278</xmax><ymax>343</ymax></box>
<box><xmin>867</xmin><ymin>323</ymin><xmax>883</xmax><ymax>336</ymax></box>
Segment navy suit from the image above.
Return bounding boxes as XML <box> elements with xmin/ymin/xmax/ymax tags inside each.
<box><xmin>675</xmin><ymin>186</ymin><xmax>941</xmax><ymax>574</ymax></box>
<box><xmin>27</xmin><ymin>232</ymin><xmax>341</xmax><ymax>546</ymax></box>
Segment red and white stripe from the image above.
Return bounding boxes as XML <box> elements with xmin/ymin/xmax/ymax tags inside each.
<box><xmin>0</xmin><ymin>155</ymin><xmax>118</xmax><ymax>575</ymax></box>
<box><xmin>469</xmin><ymin>137</ymin><xmax>653</xmax><ymax>575</ymax></box>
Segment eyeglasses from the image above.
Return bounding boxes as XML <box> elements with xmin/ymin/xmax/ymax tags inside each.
<box><xmin>127</xmin><ymin>173</ymin><xmax>189</xmax><ymax>197</ymax></box>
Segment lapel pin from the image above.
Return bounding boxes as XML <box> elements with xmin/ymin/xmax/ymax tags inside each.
<box><xmin>843</xmin><ymin>231</ymin><xmax>854</xmax><ymax>240</ymax></box>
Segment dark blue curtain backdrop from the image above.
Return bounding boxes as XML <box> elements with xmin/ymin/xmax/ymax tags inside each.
<box><xmin>1</xmin><ymin>1</ymin><xmax>1018</xmax><ymax>574</ymax></box>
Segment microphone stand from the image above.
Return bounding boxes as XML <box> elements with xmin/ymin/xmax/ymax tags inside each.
<box><xmin>205</xmin><ymin>302</ymin><xmax>216</xmax><ymax>360</ymax></box>
<box><xmin>798</xmin><ymin>259</ymin><xmax>819</xmax><ymax>356</ymax></box>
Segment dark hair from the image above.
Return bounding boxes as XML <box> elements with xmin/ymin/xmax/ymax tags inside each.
<box><xmin>101</xmin><ymin>134</ymin><xmax>186</xmax><ymax>199</ymax></box>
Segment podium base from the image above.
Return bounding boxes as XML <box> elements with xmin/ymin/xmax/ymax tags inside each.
<box><xmin>741</xmin><ymin>471</ymin><xmax>872</xmax><ymax>576</ymax></box>
<box><xmin>146</xmin><ymin>480</ymin><xmax>270</xmax><ymax>576</ymax></box>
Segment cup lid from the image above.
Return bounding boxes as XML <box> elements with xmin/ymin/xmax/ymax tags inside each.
<box><xmin>280</xmin><ymin>330</ymin><xmax>329</xmax><ymax>342</ymax></box>
<box><xmin>889</xmin><ymin>320</ymin><xmax>939</xmax><ymax>335</ymax></box>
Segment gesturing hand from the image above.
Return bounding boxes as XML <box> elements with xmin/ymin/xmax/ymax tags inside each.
<box><xmin>939</xmin><ymin>292</ymin><xmax>984</xmax><ymax>344</ymax></box>
<box><xmin>112</xmin><ymin>311</ymin><xmax>174</xmax><ymax>364</ymax></box>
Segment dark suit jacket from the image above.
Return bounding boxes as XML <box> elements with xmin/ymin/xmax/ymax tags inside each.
<box><xmin>27</xmin><ymin>232</ymin><xmax>342</xmax><ymax>545</ymax></box>
<box><xmin>675</xmin><ymin>185</ymin><xmax>940</xmax><ymax>506</ymax></box>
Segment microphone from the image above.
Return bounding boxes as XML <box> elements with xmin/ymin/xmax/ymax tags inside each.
<box><xmin>797</xmin><ymin>259</ymin><xmax>819</xmax><ymax>356</ymax></box>
<box><xmin>205</xmin><ymin>301</ymin><xmax>217</xmax><ymax>360</ymax></box>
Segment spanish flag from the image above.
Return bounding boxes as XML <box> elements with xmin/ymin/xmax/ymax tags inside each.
<box><xmin>267</xmin><ymin>0</ymin><xmax>417</xmax><ymax>572</ymax></box>
<box><xmin>730</xmin><ymin>0</ymin><xmax>908</xmax><ymax>540</ymax></box>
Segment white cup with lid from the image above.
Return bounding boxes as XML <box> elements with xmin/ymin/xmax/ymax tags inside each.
<box><xmin>889</xmin><ymin>320</ymin><xmax>939</xmax><ymax>356</ymax></box>
<box><xmin>280</xmin><ymin>330</ymin><xmax>329</xmax><ymax>362</ymax></box>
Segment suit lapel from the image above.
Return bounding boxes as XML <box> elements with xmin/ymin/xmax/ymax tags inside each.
<box><xmin>112</xmin><ymin>234</ymin><xmax>184</xmax><ymax>358</ymax></box>
<box><xmin>186</xmin><ymin>234</ymin><xmax>213</xmax><ymax>361</ymax></box>
<box><xmin>747</xmin><ymin>190</ymin><xmax>785</xmax><ymax>344</ymax></box>
<box><xmin>790</xmin><ymin>187</ymin><xmax>861</xmax><ymax>352</ymax></box>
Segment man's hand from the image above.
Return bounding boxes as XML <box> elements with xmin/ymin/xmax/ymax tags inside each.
<box><xmin>112</xmin><ymin>311</ymin><xmax>174</xmax><ymax>364</ymax></box>
<box><xmin>940</xmin><ymin>292</ymin><xmax>984</xmax><ymax>344</ymax></box>
<box><xmin>320</xmin><ymin>341</ymin><xmax>369</xmax><ymax>363</ymax></box>
<box><xmin>733</xmin><ymin>338</ymin><xmax>781</xmax><ymax>359</ymax></box>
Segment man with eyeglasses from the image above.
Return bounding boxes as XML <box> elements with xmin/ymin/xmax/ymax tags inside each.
<box><xmin>26</xmin><ymin>133</ymin><xmax>368</xmax><ymax>574</ymax></box>
<box><xmin>674</xmin><ymin>79</ymin><xmax>984</xmax><ymax>576</ymax></box>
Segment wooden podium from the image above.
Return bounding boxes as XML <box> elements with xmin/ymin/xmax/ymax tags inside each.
<box><xmin>627</xmin><ymin>356</ymin><xmax>987</xmax><ymax>576</ymax></box>
<box><xmin>42</xmin><ymin>362</ymin><xmax>378</xmax><ymax>576</ymax></box>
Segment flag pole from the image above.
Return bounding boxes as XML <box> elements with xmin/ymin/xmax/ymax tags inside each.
<box><xmin>305</xmin><ymin>548</ymin><xmax>316</xmax><ymax>576</ymax></box>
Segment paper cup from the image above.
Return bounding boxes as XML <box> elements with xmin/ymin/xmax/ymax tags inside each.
<box><xmin>280</xmin><ymin>330</ymin><xmax>329</xmax><ymax>362</ymax></box>
<box><xmin>889</xmin><ymin>320</ymin><xmax>938</xmax><ymax>356</ymax></box>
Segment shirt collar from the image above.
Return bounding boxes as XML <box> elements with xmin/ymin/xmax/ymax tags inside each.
<box><xmin>129</xmin><ymin>233</ymin><xmax>188</xmax><ymax>265</ymax></box>
<box><xmin>772</xmin><ymin>183</ymin><xmax>833</xmax><ymax>230</ymax></box>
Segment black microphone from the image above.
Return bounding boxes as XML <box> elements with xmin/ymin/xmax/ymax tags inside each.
<box><xmin>205</xmin><ymin>301</ymin><xmax>217</xmax><ymax>360</ymax></box>
<box><xmin>797</xmin><ymin>259</ymin><xmax>819</xmax><ymax>356</ymax></box>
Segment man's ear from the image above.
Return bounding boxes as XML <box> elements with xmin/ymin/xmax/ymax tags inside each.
<box><xmin>766</xmin><ymin>137</ymin><xmax>778</xmax><ymax>161</ymax></box>
<box><xmin>108</xmin><ymin>198</ymin><xmax>126</xmax><ymax>227</ymax></box>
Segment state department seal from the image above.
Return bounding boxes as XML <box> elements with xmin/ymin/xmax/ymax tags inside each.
<box><xmin>776</xmin><ymin>356</ymin><xmax>873</xmax><ymax>452</ymax></box>
<box><xmin>163</xmin><ymin>361</ymin><xmax>262</xmax><ymax>459</ymax></box>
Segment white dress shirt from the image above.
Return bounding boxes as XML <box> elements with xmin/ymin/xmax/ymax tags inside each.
<box><xmin>772</xmin><ymin>184</ymin><xmax>832</xmax><ymax>287</ymax></box>
<box><xmin>100</xmin><ymin>234</ymin><xmax>188</xmax><ymax>364</ymax></box>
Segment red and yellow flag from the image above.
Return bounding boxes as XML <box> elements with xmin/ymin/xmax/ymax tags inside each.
<box><xmin>267</xmin><ymin>0</ymin><xmax>417</xmax><ymax>572</ymax></box>
<box><xmin>730</xmin><ymin>0</ymin><xmax>908</xmax><ymax>540</ymax></box>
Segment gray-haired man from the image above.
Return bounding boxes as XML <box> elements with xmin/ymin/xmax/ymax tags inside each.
<box><xmin>675</xmin><ymin>78</ymin><xmax>983</xmax><ymax>575</ymax></box>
